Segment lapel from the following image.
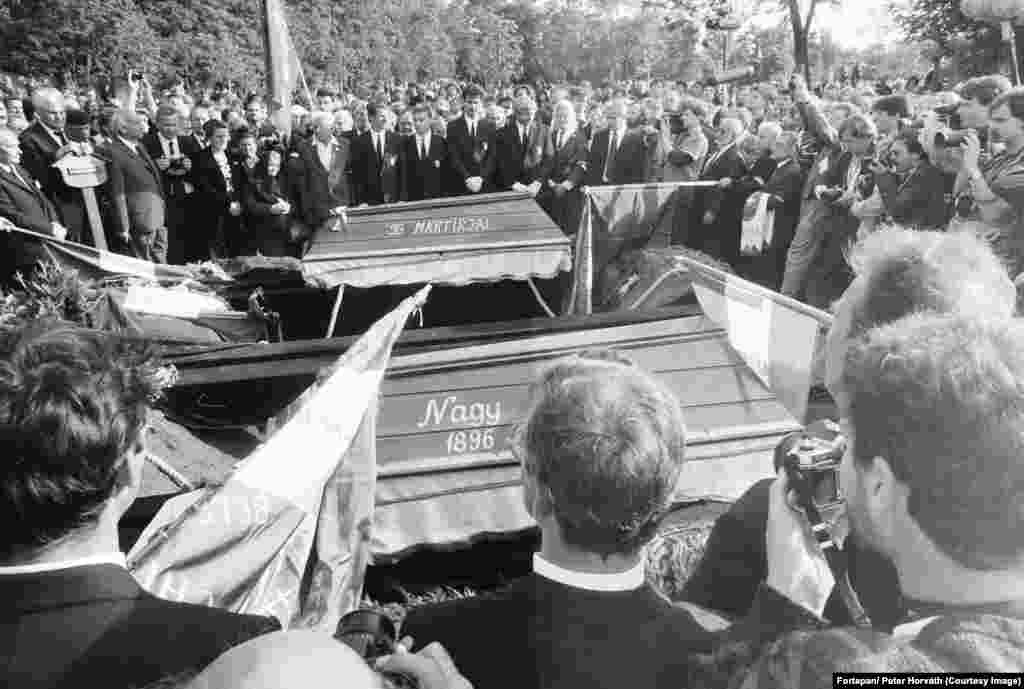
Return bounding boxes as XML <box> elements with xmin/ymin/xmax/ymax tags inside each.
<box><xmin>1</xmin><ymin>165</ymin><xmax>36</xmax><ymax>193</ymax></box>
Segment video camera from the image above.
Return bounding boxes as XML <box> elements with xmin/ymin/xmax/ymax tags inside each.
<box><xmin>773</xmin><ymin>419</ymin><xmax>846</xmax><ymax>525</ymax></box>
<box><xmin>335</xmin><ymin>610</ymin><xmax>418</xmax><ymax>689</ymax></box>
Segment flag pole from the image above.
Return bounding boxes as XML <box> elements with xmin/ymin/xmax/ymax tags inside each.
<box><xmin>261</xmin><ymin>0</ymin><xmax>274</xmax><ymax>99</ymax></box>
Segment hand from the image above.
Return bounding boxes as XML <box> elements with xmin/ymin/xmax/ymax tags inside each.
<box><xmin>156</xmin><ymin>157</ymin><xmax>171</xmax><ymax>171</ymax></box>
<box><xmin>765</xmin><ymin>469</ymin><xmax>835</xmax><ymax>617</ymax></box>
<box><xmin>702</xmin><ymin>210</ymin><xmax>715</xmax><ymax>225</ymax></box>
<box><xmin>961</xmin><ymin>130</ymin><xmax>982</xmax><ymax>174</ymax></box>
<box><xmin>511</xmin><ymin>182</ymin><xmax>528</xmax><ymax>193</ymax></box>
<box><xmin>51</xmin><ymin>222</ymin><xmax>67</xmax><ymax>241</ymax></box>
<box><xmin>182</xmin><ymin>158</ymin><xmax>192</xmax><ymax>171</ymax></box>
<box><xmin>229</xmin><ymin>201</ymin><xmax>242</xmax><ymax>216</ymax></box>
<box><xmin>465</xmin><ymin>176</ymin><xmax>483</xmax><ymax>193</ymax></box>
<box><xmin>717</xmin><ymin>177</ymin><xmax>733</xmax><ymax>189</ymax></box>
<box><xmin>527</xmin><ymin>180</ymin><xmax>542</xmax><ymax>197</ymax></box>
<box><xmin>836</xmin><ymin>190</ymin><xmax>856</xmax><ymax>208</ymax></box>
<box><xmin>377</xmin><ymin>639</ymin><xmax>473</xmax><ymax>689</ymax></box>
<box><xmin>868</xmin><ymin>159</ymin><xmax>889</xmax><ymax>176</ymax></box>
<box><xmin>54</xmin><ymin>143</ymin><xmax>77</xmax><ymax>159</ymax></box>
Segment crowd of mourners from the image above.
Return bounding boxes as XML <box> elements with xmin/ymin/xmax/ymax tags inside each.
<box><xmin>3</xmin><ymin>70</ymin><xmax>1024</xmax><ymax>308</ymax></box>
<box><xmin>0</xmin><ymin>67</ymin><xmax>1023</xmax><ymax>689</ymax></box>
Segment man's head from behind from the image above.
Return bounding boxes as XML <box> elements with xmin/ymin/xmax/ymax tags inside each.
<box><xmin>839</xmin><ymin>315</ymin><xmax>1024</xmax><ymax>577</ymax></box>
<box><xmin>825</xmin><ymin>227</ymin><xmax>1016</xmax><ymax>403</ymax></box>
<box><xmin>518</xmin><ymin>351</ymin><xmax>686</xmax><ymax>560</ymax></box>
<box><xmin>0</xmin><ymin>321</ymin><xmax>161</xmax><ymax>562</ymax></box>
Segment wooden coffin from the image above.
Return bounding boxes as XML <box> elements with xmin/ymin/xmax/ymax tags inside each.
<box><xmin>161</xmin><ymin>306</ymin><xmax>802</xmax><ymax>556</ymax></box>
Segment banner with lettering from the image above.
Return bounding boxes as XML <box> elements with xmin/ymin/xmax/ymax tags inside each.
<box><xmin>128</xmin><ymin>286</ymin><xmax>431</xmax><ymax>629</ymax></box>
<box><xmin>570</xmin><ymin>182</ymin><xmax>712</xmax><ymax>315</ymax></box>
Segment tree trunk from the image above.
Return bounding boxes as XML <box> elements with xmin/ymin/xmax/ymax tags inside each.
<box><xmin>793</xmin><ymin>26</ymin><xmax>810</xmax><ymax>83</ymax></box>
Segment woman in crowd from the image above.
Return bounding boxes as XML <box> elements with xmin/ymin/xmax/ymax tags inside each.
<box><xmin>233</xmin><ymin>129</ymin><xmax>263</xmax><ymax>256</ymax></box>
<box><xmin>538</xmin><ymin>99</ymin><xmax>588</xmax><ymax>237</ymax></box>
<box><xmin>241</xmin><ymin>147</ymin><xmax>293</xmax><ymax>257</ymax></box>
<box><xmin>191</xmin><ymin>119</ymin><xmax>242</xmax><ymax>259</ymax></box>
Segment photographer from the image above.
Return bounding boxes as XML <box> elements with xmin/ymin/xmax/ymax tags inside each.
<box><xmin>953</xmin><ymin>87</ymin><xmax>1024</xmax><ymax>275</ymax></box>
<box><xmin>659</xmin><ymin>99</ymin><xmax>709</xmax><ymax>246</ymax></box>
<box><xmin>689</xmin><ymin>314</ymin><xmax>1024</xmax><ymax>687</ymax></box>
<box><xmin>857</xmin><ymin>130</ymin><xmax>948</xmax><ymax>231</ymax></box>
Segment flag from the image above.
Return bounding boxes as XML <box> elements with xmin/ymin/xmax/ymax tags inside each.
<box><xmin>5</xmin><ymin>224</ymin><xmax>192</xmax><ymax>283</ymax></box>
<box><xmin>680</xmin><ymin>254</ymin><xmax>831</xmax><ymax>422</ymax></box>
<box><xmin>263</xmin><ymin>0</ymin><xmax>304</xmax><ymax>136</ymax></box>
<box><xmin>128</xmin><ymin>285</ymin><xmax>431</xmax><ymax>630</ymax></box>
<box><xmin>569</xmin><ymin>182</ymin><xmax>714</xmax><ymax>316</ymax></box>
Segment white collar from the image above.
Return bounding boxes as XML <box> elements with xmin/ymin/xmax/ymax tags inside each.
<box><xmin>118</xmin><ymin>136</ymin><xmax>138</xmax><ymax>151</ymax></box>
<box><xmin>0</xmin><ymin>552</ymin><xmax>127</xmax><ymax>576</ymax></box>
<box><xmin>532</xmin><ymin>553</ymin><xmax>645</xmax><ymax>592</ymax></box>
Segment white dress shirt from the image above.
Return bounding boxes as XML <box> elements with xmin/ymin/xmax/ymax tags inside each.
<box><xmin>416</xmin><ymin>132</ymin><xmax>432</xmax><ymax>159</ymax></box>
<box><xmin>316</xmin><ymin>139</ymin><xmax>334</xmax><ymax>170</ymax></box>
<box><xmin>0</xmin><ymin>552</ymin><xmax>127</xmax><ymax>576</ymax></box>
<box><xmin>532</xmin><ymin>553</ymin><xmax>645</xmax><ymax>592</ymax></box>
<box><xmin>159</xmin><ymin>134</ymin><xmax>180</xmax><ymax>160</ymax></box>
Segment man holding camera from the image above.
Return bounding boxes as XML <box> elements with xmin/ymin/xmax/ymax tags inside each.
<box><xmin>142</xmin><ymin>105</ymin><xmax>192</xmax><ymax>264</ymax></box>
<box><xmin>689</xmin><ymin>313</ymin><xmax>1024</xmax><ymax>687</ymax></box>
<box><xmin>683</xmin><ymin>228</ymin><xmax>1018</xmax><ymax>631</ymax></box>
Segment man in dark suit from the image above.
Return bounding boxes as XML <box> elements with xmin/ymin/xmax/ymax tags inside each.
<box><xmin>585</xmin><ymin>100</ymin><xmax>648</xmax><ymax>187</ymax></box>
<box><xmin>870</xmin><ymin>130</ymin><xmax>949</xmax><ymax>230</ymax></box>
<box><xmin>759</xmin><ymin>132</ymin><xmax>806</xmax><ymax>289</ymax></box>
<box><xmin>101</xmin><ymin>109</ymin><xmax>167</xmax><ymax>262</ymax></box>
<box><xmin>18</xmin><ymin>87</ymin><xmax>86</xmax><ymax>243</ymax></box>
<box><xmin>399</xmin><ymin>103</ymin><xmax>447</xmax><ymax>202</ymax></box>
<box><xmin>490</xmin><ymin>95</ymin><xmax>552</xmax><ymax>192</ymax></box>
<box><xmin>290</xmin><ymin>111</ymin><xmax>352</xmax><ymax>238</ymax></box>
<box><xmin>182</xmin><ymin>105</ymin><xmax>210</xmax><ymax>157</ymax></box>
<box><xmin>0</xmin><ymin>128</ymin><xmax>68</xmax><ymax>282</ymax></box>
<box><xmin>403</xmin><ymin>352</ymin><xmax>720</xmax><ymax>689</ymax></box>
<box><xmin>446</xmin><ymin>85</ymin><xmax>495</xmax><ymax>196</ymax></box>
<box><xmin>0</xmin><ymin>321</ymin><xmax>280</xmax><ymax>689</ymax></box>
<box><xmin>351</xmin><ymin>101</ymin><xmax>400</xmax><ymax>206</ymax></box>
<box><xmin>689</xmin><ymin>117</ymin><xmax>749</xmax><ymax>267</ymax></box>
<box><xmin>143</xmin><ymin>105</ymin><xmax>193</xmax><ymax>263</ymax></box>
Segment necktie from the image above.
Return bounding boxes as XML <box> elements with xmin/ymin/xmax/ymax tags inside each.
<box><xmin>55</xmin><ymin>130</ymin><xmax>67</xmax><ymax>146</ymax></box>
<box><xmin>469</xmin><ymin>121</ymin><xmax>475</xmax><ymax>140</ymax></box>
<box><xmin>378</xmin><ymin>134</ymin><xmax>384</xmax><ymax>162</ymax></box>
<box><xmin>421</xmin><ymin>138</ymin><xmax>427</xmax><ymax>160</ymax></box>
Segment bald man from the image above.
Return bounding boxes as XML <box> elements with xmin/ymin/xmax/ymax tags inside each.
<box><xmin>188</xmin><ymin>631</ymin><xmax>470</xmax><ymax>689</ymax></box>
<box><xmin>689</xmin><ymin>117</ymin><xmax>749</xmax><ymax>266</ymax></box>
<box><xmin>19</xmin><ymin>87</ymin><xmax>86</xmax><ymax>243</ymax></box>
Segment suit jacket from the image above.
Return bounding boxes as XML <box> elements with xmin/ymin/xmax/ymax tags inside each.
<box><xmin>490</xmin><ymin>120</ymin><xmax>553</xmax><ymax>190</ymax></box>
<box><xmin>351</xmin><ymin>130</ymin><xmax>400</xmax><ymax>205</ymax></box>
<box><xmin>0</xmin><ymin>164</ymin><xmax>61</xmax><ymax>235</ymax></box>
<box><xmin>189</xmin><ymin>147</ymin><xmax>239</xmax><ymax>219</ymax></box>
<box><xmin>446</xmin><ymin>116</ymin><xmax>496</xmax><ymax>188</ymax></box>
<box><xmin>19</xmin><ymin>122</ymin><xmax>85</xmax><ymax>241</ymax></box>
<box><xmin>100</xmin><ymin>138</ymin><xmax>166</xmax><ymax>240</ymax></box>
<box><xmin>180</xmin><ymin>133</ymin><xmax>208</xmax><ymax>158</ymax></box>
<box><xmin>402</xmin><ymin>573</ymin><xmax>719</xmax><ymax>689</ymax></box>
<box><xmin>585</xmin><ymin>128</ymin><xmax>648</xmax><ymax>186</ymax></box>
<box><xmin>0</xmin><ymin>564</ymin><xmax>280</xmax><ymax>689</ymax></box>
<box><xmin>399</xmin><ymin>133</ymin><xmax>447</xmax><ymax>202</ymax></box>
<box><xmin>141</xmin><ymin>131</ymin><xmax>192</xmax><ymax>200</ymax></box>
<box><xmin>691</xmin><ymin>143</ymin><xmax>749</xmax><ymax>266</ymax></box>
<box><xmin>291</xmin><ymin>138</ymin><xmax>352</xmax><ymax>226</ymax></box>
<box><xmin>874</xmin><ymin>162</ymin><xmax>949</xmax><ymax>230</ymax></box>
<box><xmin>763</xmin><ymin>158</ymin><xmax>805</xmax><ymax>250</ymax></box>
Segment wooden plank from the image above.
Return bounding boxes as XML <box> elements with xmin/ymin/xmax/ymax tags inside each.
<box><xmin>381</xmin><ymin>331</ymin><xmax>737</xmax><ymax>395</ymax></box>
<box><xmin>305</xmin><ymin>232</ymin><xmax>568</xmax><ymax>261</ymax></box>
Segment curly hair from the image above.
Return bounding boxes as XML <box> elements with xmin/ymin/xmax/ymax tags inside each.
<box><xmin>0</xmin><ymin>319</ymin><xmax>162</xmax><ymax>559</ymax></box>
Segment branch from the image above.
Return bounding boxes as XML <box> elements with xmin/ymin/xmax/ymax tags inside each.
<box><xmin>804</xmin><ymin>0</ymin><xmax>819</xmax><ymax>34</ymax></box>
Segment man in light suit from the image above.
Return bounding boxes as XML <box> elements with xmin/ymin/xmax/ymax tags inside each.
<box><xmin>0</xmin><ymin>128</ymin><xmax>67</xmax><ymax>281</ymax></box>
<box><xmin>490</xmin><ymin>95</ymin><xmax>552</xmax><ymax>194</ymax></box>
<box><xmin>403</xmin><ymin>351</ymin><xmax>721</xmax><ymax>689</ymax></box>
<box><xmin>0</xmin><ymin>321</ymin><xmax>279</xmax><ymax>689</ymax></box>
<box><xmin>100</xmin><ymin>110</ymin><xmax>167</xmax><ymax>263</ymax></box>
<box><xmin>446</xmin><ymin>85</ymin><xmax>495</xmax><ymax>196</ymax></box>
<box><xmin>399</xmin><ymin>104</ymin><xmax>447</xmax><ymax>202</ymax></box>
<box><xmin>350</xmin><ymin>101</ymin><xmax>400</xmax><ymax>206</ymax></box>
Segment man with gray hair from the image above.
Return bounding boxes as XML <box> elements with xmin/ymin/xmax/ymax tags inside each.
<box><xmin>19</xmin><ymin>87</ymin><xmax>87</xmax><ymax>243</ymax></box>
<box><xmin>490</xmin><ymin>94</ymin><xmax>551</xmax><ymax>194</ymax></box>
<box><xmin>100</xmin><ymin>109</ymin><xmax>167</xmax><ymax>262</ymax></box>
<box><xmin>689</xmin><ymin>116</ymin><xmax>749</xmax><ymax>266</ymax></box>
<box><xmin>402</xmin><ymin>350</ymin><xmax>719</xmax><ymax>689</ymax></box>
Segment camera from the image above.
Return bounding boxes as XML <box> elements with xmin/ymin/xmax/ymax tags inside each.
<box><xmin>857</xmin><ymin>157</ymin><xmax>877</xmax><ymax>198</ymax></box>
<box><xmin>129</xmin><ymin>70</ymin><xmax>143</xmax><ymax>83</ymax></box>
<box><xmin>335</xmin><ymin>610</ymin><xmax>417</xmax><ymax>688</ymax></box>
<box><xmin>773</xmin><ymin>419</ymin><xmax>846</xmax><ymax>523</ymax></box>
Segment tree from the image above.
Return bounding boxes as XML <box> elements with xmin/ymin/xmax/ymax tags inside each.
<box><xmin>781</xmin><ymin>0</ymin><xmax>840</xmax><ymax>83</ymax></box>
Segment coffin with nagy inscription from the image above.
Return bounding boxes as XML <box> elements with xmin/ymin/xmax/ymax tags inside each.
<box><xmin>302</xmin><ymin>191</ymin><xmax>572</xmax><ymax>289</ymax></box>
<box><xmin>161</xmin><ymin>306</ymin><xmax>803</xmax><ymax>557</ymax></box>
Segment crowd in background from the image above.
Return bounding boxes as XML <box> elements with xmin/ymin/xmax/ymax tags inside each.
<box><xmin>3</xmin><ymin>69</ymin><xmax>1024</xmax><ymax>308</ymax></box>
